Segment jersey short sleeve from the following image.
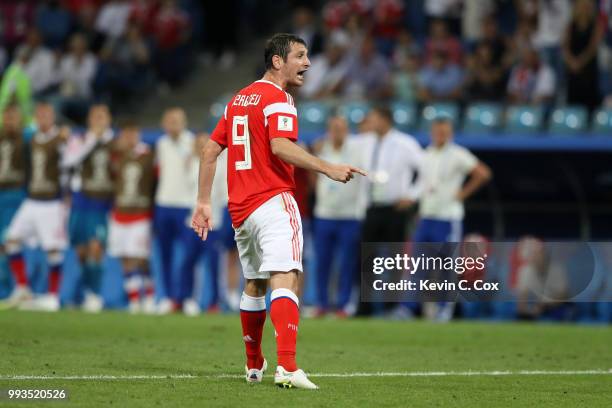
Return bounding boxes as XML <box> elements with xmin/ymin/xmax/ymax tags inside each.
<box><xmin>455</xmin><ymin>145</ymin><xmax>478</xmax><ymax>174</ymax></box>
<box><xmin>210</xmin><ymin>106</ymin><xmax>228</xmax><ymax>147</ymax></box>
<box><xmin>263</xmin><ymin>94</ymin><xmax>298</xmax><ymax>141</ymax></box>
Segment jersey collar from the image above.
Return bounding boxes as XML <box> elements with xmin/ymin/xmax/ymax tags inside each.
<box><xmin>255</xmin><ymin>79</ymin><xmax>284</xmax><ymax>91</ymax></box>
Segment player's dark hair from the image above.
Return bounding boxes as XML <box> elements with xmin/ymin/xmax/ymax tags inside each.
<box><xmin>264</xmin><ymin>33</ymin><xmax>307</xmax><ymax>71</ymax></box>
<box><xmin>371</xmin><ymin>105</ymin><xmax>394</xmax><ymax>124</ymax></box>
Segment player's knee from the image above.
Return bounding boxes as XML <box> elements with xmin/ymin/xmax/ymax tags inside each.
<box><xmin>270</xmin><ymin>270</ymin><xmax>300</xmax><ymax>293</ymax></box>
<box><xmin>244</xmin><ymin>279</ymin><xmax>268</xmax><ymax>297</ymax></box>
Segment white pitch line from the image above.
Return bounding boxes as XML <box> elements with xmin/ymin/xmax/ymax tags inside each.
<box><xmin>1</xmin><ymin>369</ymin><xmax>611</xmax><ymax>381</ymax></box>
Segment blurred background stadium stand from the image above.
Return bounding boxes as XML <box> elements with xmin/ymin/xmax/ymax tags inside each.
<box><xmin>0</xmin><ymin>0</ymin><xmax>611</xmax><ymax>322</ymax></box>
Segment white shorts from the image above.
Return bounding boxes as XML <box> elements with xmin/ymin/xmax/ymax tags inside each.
<box><xmin>234</xmin><ymin>192</ymin><xmax>303</xmax><ymax>280</ymax></box>
<box><xmin>107</xmin><ymin>218</ymin><xmax>152</xmax><ymax>259</ymax></box>
<box><xmin>6</xmin><ymin>199</ymin><xmax>68</xmax><ymax>251</ymax></box>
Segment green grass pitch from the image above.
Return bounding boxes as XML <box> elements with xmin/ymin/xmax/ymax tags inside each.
<box><xmin>1</xmin><ymin>311</ymin><xmax>611</xmax><ymax>407</ymax></box>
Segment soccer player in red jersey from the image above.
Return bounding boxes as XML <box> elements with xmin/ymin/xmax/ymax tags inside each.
<box><xmin>191</xmin><ymin>33</ymin><xmax>365</xmax><ymax>389</ymax></box>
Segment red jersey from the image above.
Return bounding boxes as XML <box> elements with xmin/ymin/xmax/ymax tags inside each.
<box><xmin>210</xmin><ymin>80</ymin><xmax>299</xmax><ymax>227</ymax></box>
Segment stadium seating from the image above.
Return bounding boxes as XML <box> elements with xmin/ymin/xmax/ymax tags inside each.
<box><xmin>298</xmin><ymin>101</ymin><xmax>331</xmax><ymax>133</ymax></box>
<box><xmin>463</xmin><ymin>103</ymin><xmax>504</xmax><ymax>134</ymax></box>
<box><xmin>420</xmin><ymin>103</ymin><xmax>460</xmax><ymax>131</ymax></box>
<box><xmin>391</xmin><ymin>102</ymin><xmax>418</xmax><ymax>133</ymax></box>
<box><xmin>549</xmin><ymin>106</ymin><xmax>589</xmax><ymax>135</ymax></box>
<box><xmin>338</xmin><ymin>101</ymin><xmax>371</xmax><ymax>131</ymax></box>
<box><xmin>505</xmin><ymin>105</ymin><xmax>544</xmax><ymax>134</ymax></box>
<box><xmin>593</xmin><ymin>108</ymin><xmax>612</xmax><ymax>135</ymax></box>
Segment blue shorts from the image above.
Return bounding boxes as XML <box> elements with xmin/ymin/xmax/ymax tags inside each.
<box><xmin>0</xmin><ymin>189</ymin><xmax>26</xmax><ymax>244</ymax></box>
<box><xmin>69</xmin><ymin>193</ymin><xmax>112</xmax><ymax>246</ymax></box>
<box><xmin>218</xmin><ymin>207</ymin><xmax>236</xmax><ymax>249</ymax></box>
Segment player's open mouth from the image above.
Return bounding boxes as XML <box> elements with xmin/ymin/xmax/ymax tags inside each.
<box><xmin>297</xmin><ymin>70</ymin><xmax>307</xmax><ymax>79</ymax></box>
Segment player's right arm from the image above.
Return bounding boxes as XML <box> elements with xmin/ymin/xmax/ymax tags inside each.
<box><xmin>192</xmin><ymin>115</ymin><xmax>226</xmax><ymax>240</ymax></box>
<box><xmin>270</xmin><ymin>137</ymin><xmax>366</xmax><ymax>183</ymax></box>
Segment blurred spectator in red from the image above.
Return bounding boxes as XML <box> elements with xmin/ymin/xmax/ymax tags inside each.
<box><xmin>507</xmin><ymin>47</ymin><xmax>555</xmax><ymax>105</ymax></box>
<box><xmin>95</xmin><ymin>0</ymin><xmax>132</xmax><ymax>41</ymax></box>
<box><xmin>322</xmin><ymin>0</ymin><xmax>352</xmax><ymax>31</ymax></box>
<box><xmin>14</xmin><ymin>29</ymin><xmax>59</xmax><ymax>98</ymax></box>
<box><xmin>53</xmin><ymin>33</ymin><xmax>97</xmax><ymax>123</ymax></box>
<box><xmin>392</xmin><ymin>51</ymin><xmax>420</xmax><ymax>104</ymax></box>
<box><xmin>300</xmin><ymin>30</ymin><xmax>351</xmax><ymax>100</ymax></box>
<box><xmin>371</xmin><ymin>0</ymin><xmax>405</xmax><ymax>57</ymax></box>
<box><xmin>424</xmin><ymin>19</ymin><xmax>463</xmax><ymax>65</ymax></box>
<box><xmin>290</xmin><ymin>7</ymin><xmax>323</xmax><ymax>56</ymax></box>
<box><xmin>424</xmin><ymin>0</ymin><xmax>463</xmax><ymax>36</ymax></box>
<box><xmin>35</xmin><ymin>0</ymin><xmax>73</xmax><ymax>49</ymax></box>
<box><xmin>151</xmin><ymin>0</ymin><xmax>191</xmax><ymax>88</ymax></box>
<box><xmin>129</xmin><ymin>0</ymin><xmax>160</xmax><ymax>34</ymax></box>
<box><xmin>465</xmin><ymin>43</ymin><xmax>507</xmax><ymax>102</ymax></box>
<box><xmin>341</xmin><ymin>36</ymin><xmax>390</xmax><ymax>100</ymax></box>
<box><xmin>562</xmin><ymin>0</ymin><xmax>604</xmax><ymax>112</ymax></box>
<box><xmin>0</xmin><ymin>1</ymin><xmax>36</xmax><ymax>56</ymax></box>
<box><xmin>417</xmin><ymin>50</ymin><xmax>464</xmax><ymax>103</ymax></box>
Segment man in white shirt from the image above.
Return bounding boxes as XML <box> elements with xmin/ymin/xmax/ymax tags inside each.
<box><xmin>361</xmin><ymin>106</ymin><xmax>424</xmax><ymax>244</ymax></box>
<box><xmin>154</xmin><ymin>108</ymin><xmax>196</xmax><ymax>313</ymax></box>
<box><xmin>415</xmin><ymin>115</ymin><xmax>491</xmax><ymax>243</ymax></box>
<box><xmin>412</xmin><ymin>115</ymin><xmax>491</xmax><ymax>321</ymax></box>
<box><xmin>312</xmin><ymin>115</ymin><xmax>368</xmax><ymax>317</ymax></box>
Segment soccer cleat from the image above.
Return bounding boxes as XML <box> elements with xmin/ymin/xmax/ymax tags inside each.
<box><xmin>18</xmin><ymin>293</ymin><xmax>60</xmax><ymax>312</ymax></box>
<box><xmin>245</xmin><ymin>358</ymin><xmax>267</xmax><ymax>383</ymax></box>
<box><xmin>274</xmin><ymin>366</ymin><xmax>318</xmax><ymax>389</ymax></box>
<box><xmin>0</xmin><ymin>285</ymin><xmax>33</xmax><ymax>310</ymax></box>
<box><xmin>82</xmin><ymin>292</ymin><xmax>103</xmax><ymax>313</ymax></box>
<box><xmin>156</xmin><ymin>297</ymin><xmax>175</xmax><ymax>315</ymax></box>
<box><xmin>183</xmin><ymin>298</ymin><xmax>201</xmax><ymax>317</ymax></box>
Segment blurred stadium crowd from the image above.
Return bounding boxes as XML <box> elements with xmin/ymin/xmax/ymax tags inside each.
<box><xmin>0</xmin><ymin>1</ymin><xmax>611</xmax><ymax>323</ymax></box>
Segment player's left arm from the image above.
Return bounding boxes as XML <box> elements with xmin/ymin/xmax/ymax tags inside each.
<box><xmin>456</xmin><ymin>160</ymin><xmax>492</xmax><ymax>202</ymax></box>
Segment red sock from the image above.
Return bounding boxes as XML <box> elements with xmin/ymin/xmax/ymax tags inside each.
<box><xmin>8</xmin><ymin>253</ymin><xmax>28</xmax><ymax>286</ymax></box>
<box><xmin>270</xmin><ymin>289</ymin><xmax>299</xmax><ymax>372</ymax></box>
<box><xmin>124</xmin><ymin>271</ymin><xmax>141</xmax><ymax>302</ymax></box>
<box><xmin>48</xmin><ymin>264</ymin><xmax>62</xmax><ymax>294</ymax></box>
<box><xmin>240</xmin><ymin>293</ymin><xmax>266</xmax><ymax>370</ymax></box>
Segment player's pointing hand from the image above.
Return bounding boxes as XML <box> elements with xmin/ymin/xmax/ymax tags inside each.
<box><xmin>324</xmin><ymin>163</ymin><xmax>368</xmax><ymax>183</ymax></box>
<box><xmin>191</xmin><ymin>201</ymin><xmax>213</xmax><ymax>241</ymax></box>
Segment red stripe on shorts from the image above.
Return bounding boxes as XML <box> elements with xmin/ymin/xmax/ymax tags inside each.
<box><xmin>281</xmin><ymin>192</ymin><xmax>299</xmax><ymax>262</ymax></box>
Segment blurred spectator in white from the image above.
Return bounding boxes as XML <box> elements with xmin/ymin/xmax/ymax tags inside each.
<box><xmin>0</xmin><ymin>1</ymin><xmax>36</xmax><ymax>55</ymax></box>
<box><xmin>53</xmin><ymin>34</ymin><xmax>97</xmax><ymax>124</ymax></box>
<box><xmin>312</xmin><ymin>115</ymin><xmax>368</xmax><ymax>318</ymax></box>
<box><xmin>424</xmin><ymin>19</ymin><xmax>463</xmax><ymax>65</ymax></box>
<box><xmin>154</xmin><ymin>108</ymin><xmax>196</xmax><ymax>314</ymax></box>
<box><xmin>371</xmin><ymin>0</ymin><xmax>405</xmax><ymax>56</ymax></box>
<box><xmin>562</xmin><ymin>0</ymin><xmax>604</xmax><ymax>112</ymax></box>
<box><xmin>300</xmin><ymin>30</ymin><xmax>351</xmax><ymax>100</ymax></box>
<box><xmin>418</xmin><ymin>50</ymin><xmax>465</xmax><ymax>103</ymax></box>
<box><xmin>342</xmin><ymin>36</ymin><xmax>391</xmax><ymax>100</ymax></box>
<box><xmin>411</xmin><ymin>115</ymin><xmax>491</xmax><ymax>321</ymax></box>
<box><xmin>507</xmin><ymin>47</ymin><xmax>556</xmax><ymax>105</ymax></box>
<box><xmin>0</xmin><ymin>48</ymin><xmax>34</xmax><ymax>125</ymax></box>
<box><xmin>361</xmin><ymin>106</ymin><xmax>423</xmax><ymax>244</ymax></box>
<box><xmin>465</xmin><ymin>43</ymin><xmax>507</xmax><ymax>102</ymax></box>
<box><xmin>14</xmin><ymin>29</ymin><xmax>59</xmax><ymax>98</ymax></box>
<box><xmin>461</xmin><ymin>0</ymin><xmax>495</xmax><ymax>46</ymax></box>
<box><xmin>97</xmin><ymin>24</ymin><xmax>151</xmax><ymax>107</ymax></box>
<box><xmin>95</xmin><ymin>0</ymin><xmax>132</xmax><ymax>40</ymax></box>
<box><xmin>424</xmin><ymin>0</ymin><xmax>463</xmax><ymax>35</ymax></box>
<box><xmin>532</xmin><ymin>0</ymin><xmax>571</xmax><ymax>79</ymax></box>
<box><xmin>152</xmin><ymin>0</ymin><xmax>191</xmax><ymax>88</ymax></box>
<box><xmin>35</xmin><ymin>0</ymin><xmax>73</xmax><ymax>49</ymax></box>
<box><xmin>392</xmin><ymin>51</ymin><xmax>420</xmax><ymax>103</ymax></box>
<box><xmin>291</xmin><ymin>7</ymin><xmax>324</xmax><ymax>56</ymax></box>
